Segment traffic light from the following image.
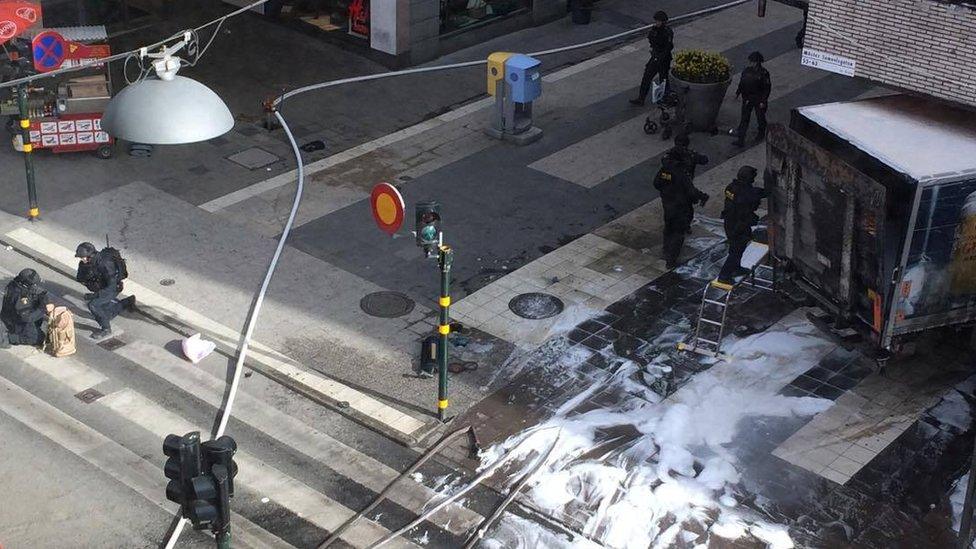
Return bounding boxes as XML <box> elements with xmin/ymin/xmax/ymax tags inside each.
<box><xmin>415</xmin><ymin>201</ymin><xmax>441</xmax><ymax>256</ymax></box>
<box><xmin>163</xmin><ymin>432</ymin><xmax>202</xmax><ymax>515</ymax></box>
<box><xmin>186</xmin><ymin>435</ymin><xmax>238</xmax><ymax>532</ymax></box>
<box><xmin>163</xmin><ymin>433</ymin><xmax>238</xmax><ymax>539</ymax></box>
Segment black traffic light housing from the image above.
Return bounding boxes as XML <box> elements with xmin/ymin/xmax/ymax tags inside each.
<box><xmin>415</xmin><ymin>201</ymin><xmax>441</xmax><ymax>257</ymax></box>
<box><xmin>163</xmin><ymin>433</ymin><xmax>238</xmax><ymax>536</ymax></box>
<box><xmin>163</xmin><ymin>432</ymin><xmax>202</xmax><ymax>515</ymax></box>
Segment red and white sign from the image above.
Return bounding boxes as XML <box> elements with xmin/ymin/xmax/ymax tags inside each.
<box><xmin>370</xmin><ymin>182</ymin><xmax>404</xmax><ymax>235</ymax></box>
<box><xmin>0</xmin><ymin>1</ymin><xmax>41</xmax><ymax>45</ymax></box>
<box><xmin>29</xmin><ymin>113</ymin><xmax>111</xmax><ymax>152</ymax></box>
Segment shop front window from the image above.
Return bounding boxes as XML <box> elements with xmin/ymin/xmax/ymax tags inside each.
<box><xmin>440</xmin><ymin>0</ymin><xmax>530</xmax><ymax>33</ymax></box>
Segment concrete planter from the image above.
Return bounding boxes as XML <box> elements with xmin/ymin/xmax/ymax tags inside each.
<box><xmin>669</xmin><ymin>72</ymin><xmax>731</xmax><ymax>133</ymax></box>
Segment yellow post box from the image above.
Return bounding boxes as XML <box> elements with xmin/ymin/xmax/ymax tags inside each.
<box><xmin>487</xmin><ymin>52</ymin><xmax>514</xmax><ymax>96</ymax></box>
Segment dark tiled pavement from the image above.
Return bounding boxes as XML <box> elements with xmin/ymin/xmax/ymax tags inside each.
<box><xmin>440</xmin><ymin>240</ymin><xmax>975</xmax><ymax>547</ymax></box>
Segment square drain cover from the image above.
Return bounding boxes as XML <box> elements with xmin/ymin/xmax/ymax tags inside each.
<box><xmin>227</xmin><ymin>147</ymin><xmax>279</xmax><ymax>170</ymax></box>
<box><xmin>75</xmin><ymin>388</ymin><xmax>104</xmax><ymax>403</ymax></box>
<box><xmin>98</xmin><ymin>337</ymin><xmax>127</xmax><ymax>351</ymax></box>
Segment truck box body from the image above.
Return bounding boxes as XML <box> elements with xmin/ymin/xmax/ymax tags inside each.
<box><xmin>766</xmin><ymin>94</ymin><xmax>976</xmax><ymax>347</ymax></box>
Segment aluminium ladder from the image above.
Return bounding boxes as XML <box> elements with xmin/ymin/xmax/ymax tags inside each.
<box><xmin>678</xmin><ymin>242</ymin><xmax>773</xmax><ymax>360</ymax></box>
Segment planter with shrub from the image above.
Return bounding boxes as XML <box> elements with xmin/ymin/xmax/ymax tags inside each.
<box><xmin>669</xmin><ymin>49</ymin><xmax>732</xmax><ymax>133</ymax></box>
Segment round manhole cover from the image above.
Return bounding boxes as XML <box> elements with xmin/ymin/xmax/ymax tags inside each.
<box><xmin>159</xmin><ymin>278</ymin><xmax>176</xmax><ymax>286</ymax></box>
<box><xmin>509</xmin><ymin>292</ymin><xmax>565</xmax><ymax>320</ymax></box>
<box><xmin>360</xmin><ymin>291</ymin><xmax>416</xmax><ymax>318</ymax></box>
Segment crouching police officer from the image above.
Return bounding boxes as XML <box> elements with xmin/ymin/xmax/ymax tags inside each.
<box><xmin>717</xmin><ymin>166</ymin><xmax>769</xmax><ymax>284</ymax></box>
<box><xmin>2</xmin><ymin>269</ymin><xmax>53</xmax><ymax>346</ymax></box>
<box><xmin>654</xmin><ymin>134</ymin><xmax>709</xmax><ymax>269</ymax></box>
<box><xmin>75</xmin><ymin>242</ymin><xmax>135</xmax><ymax>339</ymax></box>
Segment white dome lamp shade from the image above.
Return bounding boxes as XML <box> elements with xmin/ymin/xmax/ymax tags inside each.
<box><xmin>102</xmin><ymin>37</ymin><xmax>234</xmax><ymax>145</ymax></box>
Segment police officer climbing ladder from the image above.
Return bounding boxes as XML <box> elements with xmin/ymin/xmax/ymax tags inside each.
<box><xmin>75</xmin><ymin>241</ymin><xmax>135</xmax><ymax>340</ymax></box>
<box><xmin>718</xmin><ymin>165</ymin><xmax>769</xmax><ymax>284</ymax></box>
<box><xmin>654</xmin><ymin>134</ymin><xmax>709</xmax><ymax>270</ymax></box>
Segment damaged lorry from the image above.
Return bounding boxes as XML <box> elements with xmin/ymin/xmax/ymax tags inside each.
<box><xmin>766</xmin><ymin>94</ymin><xmax>976</xmax><ymax>350</ymax></box>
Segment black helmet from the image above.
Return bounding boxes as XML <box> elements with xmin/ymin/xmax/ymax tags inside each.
<box><xmin>674</xmin><ymin>133</ymin><xmax>690</xmax><ymax>147</ymax></box>
<box><xmin>15</xmin><ymin>268</ymin><xmax>39</xmax><ymax>286</ymax></box>
<box><xmin>748</xmin><ymin>51</ymin><xmax>764</xmax><ymax>63</ymax></box>
<box><xmin>653</xmin><ymin>10</ymin><xmax>668</xmax><ymax>22</ymax></box>
<box><xmin>75</xmin><ymin>241</ymin><xmax>96</xmax><ymax>258</ymax></box>
<box><xmin>737</xmin><ymin>165</ymin><xmax>758</xmax><ymax>182</ymax></box>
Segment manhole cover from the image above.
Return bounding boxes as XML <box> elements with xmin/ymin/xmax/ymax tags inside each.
<box><xmin>509</xmin><ymin>292</ymin><xmax>564</xmax><ymax>320</ymax></box>
<box><xmin>160</xmin><ymin>278</ymin><xmax>176</xmax><ymax>286</ymax></box>
<box><xmin>226</xmin><ymin>147</ymin><xmax>280</xmax><ymax>170</ymax></box>
<box><xmin>75</xmin><ymin>388</ymin><xmax>104</xmax><ymax>404</ymax></box>
<box><xmin>98</xmin><ymin>337</ymin><xmax>127</xmax><ymax>351</ymax></box>
<box><xmin>360</xmin><ymin>291</ymin><xmax>415</xmax><ymax>318</ymax></box>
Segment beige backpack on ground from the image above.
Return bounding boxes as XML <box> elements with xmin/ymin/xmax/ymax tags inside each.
<box><xmin>45</xmin><ymin>306</ymin><xmax>76</xmax><ymax>357</ymax></box>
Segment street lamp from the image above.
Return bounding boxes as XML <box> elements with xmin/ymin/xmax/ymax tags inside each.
<box><xmin>101</xmin><ymin>34</ymin><xmax>233</xmax><ymax>144</ymax></box>
<box><xmin>102</xmin><ymin>34</ymin><xmax>255</xmax><ymax>549</ymax></box>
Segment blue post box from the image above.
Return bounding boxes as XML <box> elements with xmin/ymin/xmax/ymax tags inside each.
<box><xmin>504</xmin><ymin>54</ymin><xmax>541</xmax><ymax>104</ymax></box>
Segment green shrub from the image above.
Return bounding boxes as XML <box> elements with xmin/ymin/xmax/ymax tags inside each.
<box><xmin>671</xmin><ymin>50</ymin><xmax>732</xmax><ymax>84</ymax></box>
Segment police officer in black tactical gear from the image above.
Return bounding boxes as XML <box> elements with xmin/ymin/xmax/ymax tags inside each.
<box><xmin>717</xmin><ymin>166</ymin><xmax>769</xmax><ymax>284</ymax></box>
<box><xmin>2</xmin><ymin>268</ymin><xmax>53</xmax><ymax>346</ymax></box>
<box><xmin>630</xmin><ymin>11</ymin><xmax>674</xmax><ymax>105</ymax></box>
<box><xmin>654</xmin><ymin>134</ymin><xmax>709</xmax><ymax>269</ymax></box>
<box><xmin>75</xmin><ymin>242</ymin><xmax>134</xmax><ymax>339</ymax></box>
<box><xmin>733</xmin><ymin>51</ymin><xmax>772</xmax><ymax>147</ymax></box>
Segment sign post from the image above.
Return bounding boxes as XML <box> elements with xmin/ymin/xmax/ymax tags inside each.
<box><xmin>17</xmin><ymin>85</ymin><xmax>38</xmax><ymax>220</ymax></box>
<box><xmin>369</xmin><ymin>184</ymin><xmax>454</xmax><ymax>421</ymax></box>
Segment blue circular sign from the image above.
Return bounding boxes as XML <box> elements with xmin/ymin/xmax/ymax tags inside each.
<box><xmin>32</xmin><ymin>32</ymin><xmax>66</xmax><ymax>72</ymax></box>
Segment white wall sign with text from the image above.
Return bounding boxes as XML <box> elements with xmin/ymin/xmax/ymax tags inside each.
<box><xmin>801</xmin><ymin>48</ymin><xmax>857</xmax><ymax>77</ymax></box>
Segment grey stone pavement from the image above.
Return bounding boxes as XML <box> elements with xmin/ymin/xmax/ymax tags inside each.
<box><xmin>3</xmin><ymin>0</ymin><xmax>976</xmax><ymax>547</ymax></box>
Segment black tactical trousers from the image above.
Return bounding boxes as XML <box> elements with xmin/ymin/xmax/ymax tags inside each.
<box><xmin>662</xmin><ymin>214</ymin><xmax>691</xmax><ymax>268</ymax></box>
<box><xmin>718</xmin><ymin>231</ymin><xmax>752</xmax><ymax>281</ymax></box>
<box><xmin>736</xmin><ymin>98</ymin><xmax>768</xmax><ymax>141</ymax></box>
<box><xmin>89</xmin><ymin>291</ymin><xmax>122</xmax><ymax>330</ymax></box>
<box><xmin>637</xmin><ymin>57</ymin><xmax>671</xmax><ymax>102</ymax></box>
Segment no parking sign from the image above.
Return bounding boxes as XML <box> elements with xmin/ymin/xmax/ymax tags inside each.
<box><xmin>32</xmin><ymin>30</ymin><xmax>66</xmax><ymax>72</ymax></box>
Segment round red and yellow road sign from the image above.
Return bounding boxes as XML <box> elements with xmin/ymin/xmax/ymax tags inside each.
<box><xmin>370</xmin><ymin>182</ymin><xmax>405</xmax><ymax>235</ymax></box>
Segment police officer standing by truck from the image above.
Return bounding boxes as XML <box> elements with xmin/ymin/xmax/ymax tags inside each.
<box><xmin>630</xmin><ymin>11</ymin><xmax>674</xmax><ymax>105</ymax></box>
<box><xmin>654</xmin><ymin>134</ymin><xmax>710</xmax><ymax>269</ymax></box>
<box><xmin>75</xmin><ymin>241</ymin><xmax>135</xmax><ymax>339</ymax></box>
<box><xmin>717</xmin><ymin>166</ymin><xmax>768</xmax><ymax>284</ymax></box>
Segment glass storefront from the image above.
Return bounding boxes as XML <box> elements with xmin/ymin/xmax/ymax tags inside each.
<box><xmin>440</xmin><ymin>0</ymin><xmax>530</xmax><ymax>34</ymax></box>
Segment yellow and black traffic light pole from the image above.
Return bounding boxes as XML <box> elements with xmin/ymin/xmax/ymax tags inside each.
<box><xmin>16</xmin><ymin>85</ymin><xmax>39</xmax><ymax>220</ymax></box>
<box><xmin>436</xmin><ymin>243</ymin><xmax>454</xmax><ymax>421</ymax></box>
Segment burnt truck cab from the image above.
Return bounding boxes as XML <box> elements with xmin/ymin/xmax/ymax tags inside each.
<box><xmin>766</xmin><ymin>94</ymin><xmax>976</xmax><ymax>350</ymax></box>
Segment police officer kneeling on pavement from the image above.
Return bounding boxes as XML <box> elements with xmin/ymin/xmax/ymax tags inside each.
<box><xmin>75</xmin><ymin>241</ymin><xmax>135</xmax><ymax>340</ymax></box>
<box><xmin>1</xmin><ymin>268</ymin><xmax>53</xmax><ymax>347</ymax></box>
<box><xmin>654</xmin><ymin>133</ymin><xmax>709</xmax><ymax>270</ymax></box>
<box><xmin>717</xmin><ymin>166</ymin><xmax>769</xmax><ymax>285</ymax></box>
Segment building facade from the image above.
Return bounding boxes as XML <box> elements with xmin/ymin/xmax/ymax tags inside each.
<box><xmin>225</xmin><ymin>0</ymin><xmax>565</xmax><ymax>66</ymax></box>
<box><xmin>802</xmin><ymin>0</ymin><xmax>976</xmax><ymax>108</ymax></box>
